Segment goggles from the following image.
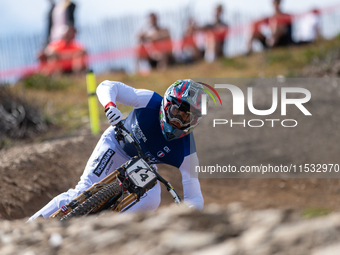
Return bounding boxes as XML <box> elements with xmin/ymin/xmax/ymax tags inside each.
<box><xmin>167</xmin><ymin>104</ymin><xmax>195</xmax><ymax>128</ymax></box>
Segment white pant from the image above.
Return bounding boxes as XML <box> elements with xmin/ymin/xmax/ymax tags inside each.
<box><xmin>28</xmin><ymin>126</ymin><xmax>161</xmax><ymax>222</ymax></box>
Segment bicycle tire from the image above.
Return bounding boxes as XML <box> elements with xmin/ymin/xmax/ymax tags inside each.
<box><xmin>60</xmin><ymin>182</ymin><xmax>122</xmax><ymax>221</ymax></box>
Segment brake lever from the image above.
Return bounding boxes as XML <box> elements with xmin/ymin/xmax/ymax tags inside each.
<box><xmin>114</xmin><ymin>122</ymin><xmax>125</xmax><ymax>141</ymax></box>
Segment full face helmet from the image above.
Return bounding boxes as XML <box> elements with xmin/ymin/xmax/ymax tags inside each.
<box><xmin>160</xmin><ymin>79</ymin><xmax>207</xmax><ymax>141</ymax></box>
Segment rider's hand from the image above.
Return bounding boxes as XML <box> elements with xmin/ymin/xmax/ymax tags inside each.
<box><xmin>105</xmin><ymin>102</ymin><xmax>123</xmax><ymax>126</ymax></box>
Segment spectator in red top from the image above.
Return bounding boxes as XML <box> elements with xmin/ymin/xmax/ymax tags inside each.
<box><xmin>39</xmin><ymin>25</ymin><xmax>87</xmax><ymax>75</ymax></box>
<box><xmin>203</xmin><ymin>4</ymin><xmax>229</xmax><ymax>62</ymax></box>
<box><xmin>137</xmin><ymin>13</ymin><xmax>174</xmax><ymax>72</ymax></box>
<box><xmin>247</xmin><ymin>0</ymin><xmax>293</xmax><ymax>54</ymax></box>
<box><xmin>180</xmin><ymin>17</ymin><xmax>203</xmax><ymax>63</ymax></box>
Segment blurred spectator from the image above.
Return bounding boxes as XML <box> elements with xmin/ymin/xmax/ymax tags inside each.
<box><xmin>137</xmin><ymin>13</ymin><xmax>174</xmax><ymax>71</ymax></box>
<box><xmin>45</xmin><ymin>0</ymin><xmax>56</xmax><ymax>46</ymax></box>
<box><xmin>203</xmin><ymin>4</ymin><xmax>228</xmax><ymax>62</ymax></box>
<box><xmin>296</xmin><ymin>9</ymin><xmax>321</xmax><ymax>44</ymax></box>
<box><xmin>39</xmin><ymin>25</ymin><xmax>87</xmax><ymax>75</ymax></box>
<box><xmin>247</xmin><ymin>0</ymin><xmax>293</xmax><ymax>54</ymax></box>
<box><xmin>50</xmin><ymin>0</ymin><xmax>76</xmax><ymax>42</ymax></box>
<box><xmin>180</xmin><ymin>18</ymin><xmax>203</xmax><ymax>63</ymax></box>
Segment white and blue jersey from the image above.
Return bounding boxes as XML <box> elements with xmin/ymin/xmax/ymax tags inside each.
<box><xmin>97</xmin><ymin>81</ymin><xmax>203</xmax><ymax>209</ymax></box>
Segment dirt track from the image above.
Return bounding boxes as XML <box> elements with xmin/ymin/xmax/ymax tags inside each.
<box><xmin>1</xmin><ymin>78</ymin><xmax>340</xmax><ymax>220</ymax></box>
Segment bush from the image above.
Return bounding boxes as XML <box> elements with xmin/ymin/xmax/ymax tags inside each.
<box><xmin>0</xmin><ymin>86</ymin><xmax>47</xmax><ymax>147</ymax></box>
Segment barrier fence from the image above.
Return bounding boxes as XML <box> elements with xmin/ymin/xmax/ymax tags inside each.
<box><xmin>1</xmin><ymin>4</ymin><xmax>340</xmax><ymax>83</ymax></box>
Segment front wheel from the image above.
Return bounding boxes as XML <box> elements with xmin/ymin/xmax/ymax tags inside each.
<box><xmin>60</xmin><ymin>182</ymin><xmax>122</xmax><ymax>221</ymax></box>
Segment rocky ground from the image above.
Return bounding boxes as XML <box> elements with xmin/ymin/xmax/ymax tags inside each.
<box><xmin>2</xmin><ymin>204</ymin><xmax>340</xmax><ymax>255</ymax></box>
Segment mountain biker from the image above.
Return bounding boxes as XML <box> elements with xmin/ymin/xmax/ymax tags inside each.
<box><xmin>28</xmin><ymin>79</ymin><xmax>206</xmax><ymax>221</ymax></box>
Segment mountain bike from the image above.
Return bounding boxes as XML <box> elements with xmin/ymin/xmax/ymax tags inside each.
<box><xmin>49</xmin><ymin>122</ymin><xmax>182</xmax><ymax>221</ymax></box>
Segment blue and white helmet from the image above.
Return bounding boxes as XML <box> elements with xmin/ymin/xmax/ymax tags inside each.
<box><xmin>160</xmin><ymin>79</ymin><xmax>207</xmax><ymax>141</ymax></box>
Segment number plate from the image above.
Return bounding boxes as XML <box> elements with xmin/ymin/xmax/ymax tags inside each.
<box><xmin>126</xmin><ymin>158</ymin><xmax>157</xmax><ymax>188</ymax></box>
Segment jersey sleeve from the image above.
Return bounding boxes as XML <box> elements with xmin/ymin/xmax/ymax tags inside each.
<box><xmin>96</xmin><ymin>80</ymin><xmax>155</xmax><ymax>109</ymax></box>
<box><xmin>178</xmin><ymin>152</ymin><xmax>204</xmax><ymax>210</ymax></box>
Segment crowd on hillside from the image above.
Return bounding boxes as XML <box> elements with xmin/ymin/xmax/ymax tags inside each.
<box><xmin>37</xmin><ymin>0</ymin><xmax>322</xmax><ymax>76</ymax></box>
